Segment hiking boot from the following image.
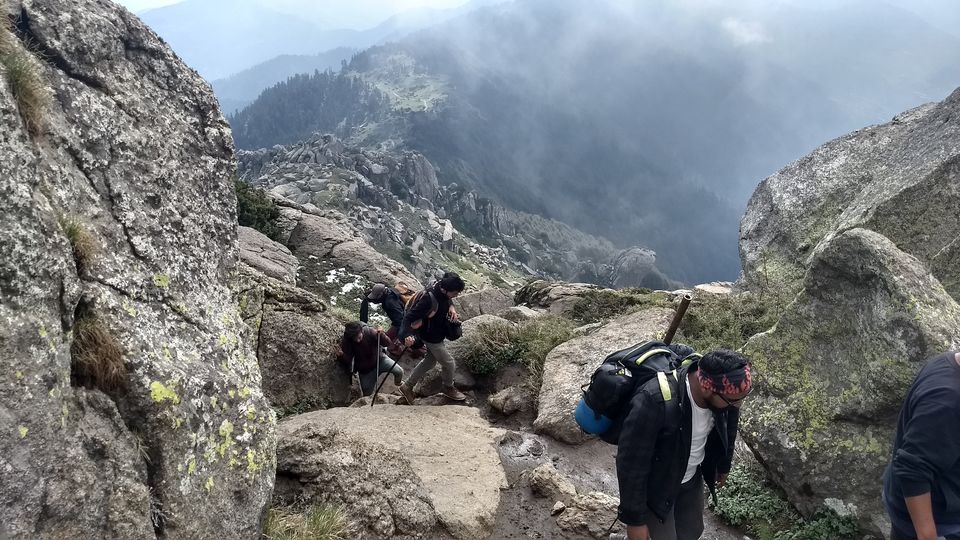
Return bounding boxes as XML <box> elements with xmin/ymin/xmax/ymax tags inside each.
<box><xmin>398</xmin><ymin>383</ymin><xmax>416</xmax><ymax>405</ymax></box>
<box><xmin>443</xmin><ymin>385</ymin><xmax>467</xmax><ymax>401</ymax></box>
<box><xmin>394</xmin><ymin>373</ymin><xmax>403</xmax><ymax>386</ymax></box>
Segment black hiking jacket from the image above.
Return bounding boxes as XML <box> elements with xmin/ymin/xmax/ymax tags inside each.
<box><xmin>615</xmin><ymin>361</ymin><xmax>740</xmax><ymax>526</ymax></box>
<box><xmin>398</xmin><ymin>282</ymin><xmax>451</xmax><ymax>344</ymax></box>
<box><xmin>359</xmin><ymin>288</ymin><xmax>405</xmax><ymax>329</ymax></box>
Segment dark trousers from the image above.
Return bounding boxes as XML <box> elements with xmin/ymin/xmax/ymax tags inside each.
<box><xmin>643</xmin><ymin>470</ymin><xmax>704</xmax><ymax>540</ymax></box>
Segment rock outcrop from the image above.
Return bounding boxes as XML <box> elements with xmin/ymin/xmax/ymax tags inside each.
<box><xmin>276</xmin><ymin>406</ymin><xmax>507</xmax><ymax>539</ymax></box>
<box><xmin>514</xmin><ymin>280</ymin><xmax>604</xmax><ymax>315</ymax></box>
<box><xmin>456</xmin><ymin>288</ymin><xmax>515</xmax><ymax>320</ymax></box>
<box><xmin>534</xmin><ymin>307</ymin><xmax>675</xmax><ymax>444</ymax></box>
<box><xmin>741</xmin><ymin>228</ymin><xmax>960</xmax><ymax>532</ymax></box>
<box><xmin>0</xmin><ymin>1</ymin><xmax>274</xmax><ymax>537</ymax></box>
<box><xmin>239</xmin><ymin>226</ymin><xmax>298</xmax><ymax>285</ymax></box>
<box><xmin>236</xmin><ymin>264</ymin><xmax>351</xmax><ymax>411</ymax></box>
<box><xmin>740</xmin><ymin>88</ymin><xmax>960</xmax><ymax>301</ymax></box>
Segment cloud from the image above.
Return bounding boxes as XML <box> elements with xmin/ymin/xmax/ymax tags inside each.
<box><xmin>721</xmin><ymin>17</ymin><xmax>771</xmax><ymax>46</ymax></box>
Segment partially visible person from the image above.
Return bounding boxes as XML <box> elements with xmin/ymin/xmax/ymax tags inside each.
<box><xmin>360</xmin><ymin>283</ymin><xmax>413</xmax><ymax>359</ymax></box>
<box><xmin>883</xmin><ymin>351</ymin><xmax>960</xmax><ymax>540</ymax></box>
<box><xmin>396</xmin><ymin>272</ymin><xmax>466</xmax><ymax>403</ymax></box>
<box><xmin>336</xmin><ymin>321</ymin><xmax>403</xmax><ymax>397</ymax></box>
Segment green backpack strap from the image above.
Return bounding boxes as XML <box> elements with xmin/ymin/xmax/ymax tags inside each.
<box><xmin>656</xmin><ymin>370</ymin><xmax>679</xmax><ymax>401</ymax></box>
<box><xmin>634</xmin><ymin>348</ymin><xmax>673</xmax><ymax>366</ymax></box>
<box><xmin>680</xmin><ymin>353</ymin><xmax>702</xmax><ymax>367</ymax></box>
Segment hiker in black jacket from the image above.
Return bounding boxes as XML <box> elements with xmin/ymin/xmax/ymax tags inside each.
<box><xmin>396</xmin><ymin>272</ymin><xmax>466</xmax><ymax>403</ymax></box>
<box><xmin>360</xmin><ymin>283</ymin><xmax>411</xmax><ymax>358</ymax></box>
<box><xmin>883</xmin><ymin>351</ymin><xmax>960</xmax><ymax>540</ymax></box>
<box><xmin>617</xmin><ymin>350</ymin><xmax>752</xmax><ymax>540</ymax></box>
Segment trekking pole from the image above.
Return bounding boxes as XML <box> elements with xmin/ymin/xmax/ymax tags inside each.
<box><xmin>663</xmin><ymin>293</ymin><xmax>692</xmax><ymax>345</ymax></box>
<box><xmin>371</xmin><ymin>331</ymin><xmax>402</xmax><ymax>407</ymax></box>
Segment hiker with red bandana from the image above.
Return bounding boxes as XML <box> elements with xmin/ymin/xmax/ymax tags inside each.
<box><xmin>614</xmin><ymin>349</ymin><xmax>753</xmax><ymax>540</ymax></box>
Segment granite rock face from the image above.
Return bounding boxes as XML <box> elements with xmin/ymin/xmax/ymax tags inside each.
<box><xmin>740</xmin><ymin>88</ymin><xmax>960</xmax><ymax>301</ymax></box>
<box><xmin>0</xmin><ymin>2</ymin><xmax>274</xmax><ymax>537</ymax></box>
<box><xmin>741</xmin><ymin>228</ymin><xmax>960</xmax><ymax>532</ymax></box>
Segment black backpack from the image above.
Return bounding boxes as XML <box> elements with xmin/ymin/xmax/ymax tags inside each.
<box><xmin>574</xmin><ymin>341</ymin><xmax>700</xmax><ymax>443</ymax></box>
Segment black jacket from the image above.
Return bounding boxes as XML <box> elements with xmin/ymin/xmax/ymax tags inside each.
<box><xmin>359</xmin><ymin>288</ymin><xmax>405</xmax><ymax>329</ymax></box>
<box><xmin>398</xmin><ymin>282</ymin><xmax>451</xmax><ymax>344</ymax></box>
<box><xmin>616</xmin><ymin>361</ymin><xmax>740</xmax><ymax>526</ymax></box>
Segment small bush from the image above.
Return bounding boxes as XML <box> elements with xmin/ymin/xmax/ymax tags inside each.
<box><xmin>263</xmin><ymin>505</ymin><xmax>354</xmax><ymax>540</ymax></box>
<box><xmin>459</xmin><ymin>315</ymin><xmax>574</xmax><ymax>387</ymax></box>
<box><xmin>61</xmin><ymin>218</ymin><xmax>99</xmax><ymax>274</ymax></box>
<box><xmin>568</xmin><ymin>288</ymin><xmax>672</xmax><ymax>324</ymax></box>
<box><xmin>235</xmin><ymin>179</ymin><xmax>282</xmax><ymax>240</ymax></box>
<box><xmin>71</xmin><ymin>315</ymin><xmax>127</xmax><ymax>393</ymax></box>
<box><xmin>712</xmin><ymin>461</ymin><xmax>858</xmax><ymax>540</ymax></box>
<box><xmin>674</xmin><ymin>292</ymin><xmax>781</xmax><ymax>352</ymax></box>
<box><xmin>0</xmin><ymin>24</ymin><xmax>50</xmax><ymax>137</ymax></box>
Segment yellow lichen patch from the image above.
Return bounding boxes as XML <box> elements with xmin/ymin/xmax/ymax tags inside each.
<box><xmin>150</xmin><ymin>381</ymin><xmax>180</xmax><ymax>404</ymax></box>
<box><xmin>18</xmin><ymin>426</ymin><xmax>28</xmax><ymax>439</ymax></box>
<box><xmin>122</xmin><ymin>300</ymin><xmax>138</xmax><ymax>317</ymax></box>
<box><xmin>38</xmin><ymin>325</ymin><xmax>47</xmax><ymax>338</ymax></box>
<box><xmin>217</xmin><ymin>419</ymin><xmax>234</xmax><ymax>457</ymax></box>
<box><xmin>239</xmin><ymin>387</ymin><xmax>251</xmax><ymax>398</ymax></box>
<box><xmin>153</xmin><ymin>273</ymin><xmax>171</xmax><ymax>289</ymax></box>
<box><xmin>187</xmin><ymin>458</ymin><xmax>197</xmax><ymax>475</ymax></box>
<box><xmin>172</xmin><ymin>417</ymin><xmax>184</xmax><ymax>429</ymax></box>
<box><xmin>228</xmin><ymin>389</ymin><xmax>236</xmax><ymax>399</ymax></box>
<box><xmin>247</xmin><ymin>450</ymin><xmax>260</xmax><ymax>473</ymax></box>
<box><xmin>205</xmin><ymin>477</ymin><xmax>214</xmax><ymax>492</ymax></box>
<box><xmin>217</xmin><ymin>334</ymin><xmax>228</xmax><ymax>348</ymax></box>
<box><xmin>246</xmin><ymin>406</ymin><xmax>257</xmax><ymax>421</ymax></box>
<box><xmin>15</xmin><ymin>370</ymin><xmax>23</xmax><ymax>381</ymax></box>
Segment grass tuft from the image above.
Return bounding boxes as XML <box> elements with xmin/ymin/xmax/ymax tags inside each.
<box><xmin>458</xmin><ymin>315</ymin><xmax>574</xmax><ymax>391</ymax></box>
<box><xmin>263</xmin><ymin>505</ymin><xmax>354</xmax><ymax>540</ymax></box>
<box><xmin>674</xmin><ymin>292</ymin><xmax>783</xmax><ymax>352</ymax></box>
<box><xmin>0</xmin><ymin>20</ymin><xmax>51</xmax><ymax>137</ymax></box>
<box><xmin>61</xmin><ymin>218</ymin><xmax>99</xmax><ymax>274</ymax></box>
<box><xmin>71</xmin><ymin>314</ymin><xmax>127</xmax><ymax>393</ymax></box>
<box><xmin>568</xmin><ymin>288</ymin><xmax>673</xmax><ymax>324</ymax></box>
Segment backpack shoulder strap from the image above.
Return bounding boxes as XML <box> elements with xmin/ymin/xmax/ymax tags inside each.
<box><xmin>655</xmin><ymin>370</ymin><xmax>678</xmax><ymax>401</ymax></box>
<box><xmin>634</xmin><ymin>348</ymin><xmax>675</xmax><ymax>367</ymax></box>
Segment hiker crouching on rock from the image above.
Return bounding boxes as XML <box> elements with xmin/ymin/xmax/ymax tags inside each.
<box><xmin>883</xmin><ymin>350</ymin><xmax>960</xmax><ymax>540</ymax></box>
<box><xmin>617</xmin><ymin>350</ymin><xmax>752</xmax><ymax>540</ymax></box>
<box><xmin>336</xmin><ymin>321</ymin><xmax>404</xmax><ymax>397</ymax></box>
<box><xmin>396</xmin><ymin>272</ymin><xmax>466</xmax><ymax>404</ymax></box>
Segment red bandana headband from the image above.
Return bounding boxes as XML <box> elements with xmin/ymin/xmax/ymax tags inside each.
<box><xmin>698</xmin><ymin>364</ymin><xmax>752</xmax><ymax>395</ymax></box>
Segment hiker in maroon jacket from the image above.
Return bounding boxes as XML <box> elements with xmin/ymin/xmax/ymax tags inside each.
<box><xmin>336</xmin><ymin>321</ymin><xmax>404</xmax><ymax>396</ymax></box>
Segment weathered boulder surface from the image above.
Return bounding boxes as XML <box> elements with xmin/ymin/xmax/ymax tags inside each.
<box><xmin>276</xmin><ymin>406</ymin><xmax>507</xmax><ymax>539</ymax></box>
<box><xmin>534</xmin><ymin>308</ymin><xmax>674</xmax><ymax>444</ymax></box>
<box><xmin>456</xmin><ymin>288</ymin><xmax>515</xmax><ymax>320</ymax></box>
<box><xmin>514</xmin><ymin>280</ymin><xmax>603</xmax><ymax>315</ymax></box>
<box><xmin>284</xmin><ymin>207</ymin><xmax>422</xmax><ymax>295</ymax></box>
<box><xmin>740</xmin><ymin>88</ymin><xmax>960</xmax><ymax>300</ymax></box>
<box><xmin>237</xmin><ymin>265</ymin><xmax>350</xmax><ymax>411</ymax></box>
<box><xmin>741</xmin><ymin>228</ymin><xmax>960</xmax><ymax>533</ymax></box>
<box><xmin>238</xmin><ymin>226</ymin><xmax>298</xmax><ymax>285</ymax></box>
<box><xmin>0</xmin><ymin>1</ymin><xmax>274</xmax><ymax>537</ymax></box>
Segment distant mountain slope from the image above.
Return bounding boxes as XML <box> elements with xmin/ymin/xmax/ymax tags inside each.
<box><xmin>230</xmin><ymin>0</ymin><xmax>960</xmax><ymax>283</ymax></box>
<box><xmin>212</xmin><ymin>48</ymin><xmax>356</xmax><ymax>114</ymax></box>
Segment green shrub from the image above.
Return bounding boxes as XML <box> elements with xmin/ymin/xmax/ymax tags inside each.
<box><xmin>235</xmin><ymin>179</ymin><xmax>282</xmax><ymax>240</ymax></box>
<box><xmin>675</xmin><ymin>292</ymin><xmax>782</xmax><ymax>352</ymax></box>
<box><xmin>263</xmin><ymin>504</ymin><xmax>353</xmax><ymax>540</ymax></box>
<box><xmin>712</xmin><ymin>461</ymin><xmax>858</xmax><ymax>540</ymax></box>
<box><xmin>568</xmin><ymin>288</ymin><xmax>672</xmax><ymax>324</ymax></box>
<box><xmin>458</xmin><ymin>315</ymin><xmax>574</xmax><ymax>388</ymax></box>
<box><xmin>0</xmin><ymin>24</ymin><xmax>50</xmax><ymax>138</ymax></box>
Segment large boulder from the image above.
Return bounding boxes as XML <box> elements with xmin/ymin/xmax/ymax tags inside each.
<box><xmin>276</xmin><ymin>406</ymin><xmax>507</xmax><ymax>539</ymax></box>
<box><xmin>514</xmin><ymin>280</ymin><xmax>604</xmax><ymax>315</ymax></box>
<box><xmin>741</xmin><ymin>228</ymin><xmax>960</xmax><ymax>533</ymax></box>
<box><xmin>237</xmin><ymin>265</ymin><xmax>351</xmax><ymax>411</ymax></box>
<box><xmin>239</xmin><ymin>226</ymin><xmax>298</xmax><ymax>285</ymax></box>
<box><xmin>534</xmin><ymin>308</ymin><xmax>674</xmax><ymax>444</ymax></box>
<box><xmin>740</xmin><ymin>88</ymin><xmax>960</xmax><ymax>301</ymax></box>
<box><xmin>0</xmin><ymin>1</ymin><xmax>274</xmax><ymax>537</ymax></box>
<box><xmin>456</xmin><ymin>288</ymin><xmax>515</xmax><ymax>320</ymax></box>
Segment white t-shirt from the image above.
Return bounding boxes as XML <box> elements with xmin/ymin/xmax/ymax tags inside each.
<box><xmin>683</xmin><ymin>376</ymin><xmax>715</xmax><ymax>483</ymax></box>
